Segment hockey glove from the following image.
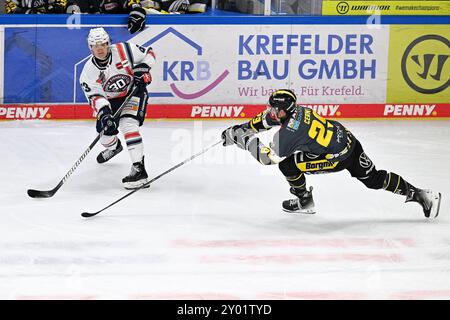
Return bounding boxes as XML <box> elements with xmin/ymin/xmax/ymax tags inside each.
<box><xmin>221</xmin><ymin>124</ymin><xmax>255</xmax><ymax>150</ymax></box>
<box><xmin>133</xmin><ymin>63</ymin><xmax>152</xmax><ymax>87</ymax></box>
<box><xmin>128</xmin><ymin>6</ymin><xmax>147</xmax><ymax>34</ymax></box>
<box><xmin>97</xmin><ymin>106</ymin><xmax>117</xmax><ymax>135</ymax></box>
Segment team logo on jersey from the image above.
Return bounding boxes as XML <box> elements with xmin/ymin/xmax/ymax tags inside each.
<box><xmin>287</xmin><ymin>110</ymin><xmax>300</xmax><ymax>131</ymax></box>
<box><xmin>96</xmin><ymin>71</ymin><xmax>106</xmax><ymax>85</ymax></box>
<box><xmin>359</xmin><ymin>152</ymin><xmax>372</xmax><ymax>168</ymax></box>
<box><xmin>104</xmin><ymin>74</ymin><xmax>132</xmax><ymax>93</ymax></box>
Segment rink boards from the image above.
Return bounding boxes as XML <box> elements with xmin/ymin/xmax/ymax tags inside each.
<box><xmin>0</xmin><ymin>15</ymin><xmax>448</xmax><ymax>120</ymax></box>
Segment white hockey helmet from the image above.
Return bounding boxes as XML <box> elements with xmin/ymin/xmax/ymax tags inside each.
<box><xmin>87</xmin><ymin>27</ymin><xmax>111</xmax><ymax>48</ymax></box>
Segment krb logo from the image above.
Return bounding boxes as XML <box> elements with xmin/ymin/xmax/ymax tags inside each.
<box><xmin>401</xmin><ymin>34</ymin><xmax>449</xmax><ymax>94</ymax></box>
<box><xmin>163</xmin><ymin>61</ymin><xmax>211</xmax><ymax>81</ymax></box>
<box><xmin>143</xmin><ymin>27</ymin><xmax>229</xmax><ymax>99</ymax></box>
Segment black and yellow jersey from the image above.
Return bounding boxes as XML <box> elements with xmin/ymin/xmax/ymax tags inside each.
<box><xmin>247</xmin><ymin>106</ymin><xmax>354</xmax><ymax>161</ymax></box>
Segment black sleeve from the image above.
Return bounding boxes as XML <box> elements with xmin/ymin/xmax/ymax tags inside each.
<box><xmin>248</xmin><ymin>110</ymin><xmax>280</xmax><ymax>133</ymax></box>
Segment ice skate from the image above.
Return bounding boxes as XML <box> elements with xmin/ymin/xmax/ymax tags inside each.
<box><xmin>282</xmin><ymin>186</ymin><xmax>315</xmax><ymax>214</ymax></box>
<box><xmin>122</xmin><ymin>156</ymin><xmax>149</xmax><ymax>190</ymax></box>
<box><xmin>406</xmin><ymin>188</ymin><xmax>441</xmax><ymax>218</ymax></box>
<box><xmin>97</xmin><ymin>139</ymin><xmax>123</xmax><ymax>164</ymax></box>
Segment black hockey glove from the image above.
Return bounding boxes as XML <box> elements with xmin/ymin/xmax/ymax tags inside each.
<box><xmin>221</xmin><ymin>124</ymin><xmax>255</xmax><ymax>150</ymax></box>
<box><xmin>97</xmin><ymin>106</ymin><xmax>117</xmax><ymax>135</ymax></box>
<box><xmin>133</xmin><ymin>63</ymin><xmax>152</xmax><ymax>88</ymax></box>
<box><xmin>128</xmin><ymin>6</ymin><xmax>147</xmax><ymax>34</ymax></box>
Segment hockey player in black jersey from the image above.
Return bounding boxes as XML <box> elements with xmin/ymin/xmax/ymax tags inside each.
<box><xmin>222</xmin><ymin>89</ymin><xmax>441</xmax><ymax>218</ymax></box>
<box><xmin>69</xmin><ymin>0</ymin><xmax>147</xmax><ymax>34</ymax></box>
<box><xmin>5</xmin><ymin>0</ymin><xmax>70</xmax><ymax>13</ymax></box>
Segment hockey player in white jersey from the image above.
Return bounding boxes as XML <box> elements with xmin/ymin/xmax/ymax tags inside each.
<box><xmin>79</xmin><ymin>27</ymin><xmax>156</xmax><ymax>189</ymax></box>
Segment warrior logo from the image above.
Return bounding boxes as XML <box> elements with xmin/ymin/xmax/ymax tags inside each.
<box><xmin>401</xmin><ymin>35</ymin><xmax>450</xmax><ymax>94</ymax></box>
<box><xmin>336</xmin><ymin>2</ymin><xmax>349</xmax><ymax>14</ymax></box>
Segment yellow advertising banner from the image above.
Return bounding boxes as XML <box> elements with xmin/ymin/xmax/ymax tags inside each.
<box><xmin>322</xmin><ymin>1</ymin><xmax>450</xmax><ymax>15</ymax></box>
<box><xmin>387</xmin><ymin>25</ymin><xmax>449</xmax><ymax>103</ymax></box>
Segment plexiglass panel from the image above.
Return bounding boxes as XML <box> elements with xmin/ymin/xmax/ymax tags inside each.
<box><xmin>214</xmin><ymin>0</ymin><xmax>323</xmax><ymax>15</ymax></box>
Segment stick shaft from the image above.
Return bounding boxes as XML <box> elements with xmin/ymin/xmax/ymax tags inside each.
<box><xmin>82</xmin><ymin>140</ymin><xmax>222</xmax><ymax>217</ymax></box>
<box><xmin>28</xmin><ymin>86</ymin><xmax>140</xmax><ymax>198</ymax></box>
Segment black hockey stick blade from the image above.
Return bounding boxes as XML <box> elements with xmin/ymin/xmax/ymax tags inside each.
<box><xmin>27</xmin><ymin>188</ymin><xmax>57</xmax><ymax>198</ymax></box>
<box><xmin>81</xmin><ymin>140</ymin><xmax>222</xmax><ymax>218</ymax></box>
<box><xmin>81</xmin><ymin>211</ymin><xmax>101</xmax><ymax>218</ymax></box>
<box><xmin>27</xmin><ymin>181</ymin><xmax>63</xmax><ymax>198</ymax></box>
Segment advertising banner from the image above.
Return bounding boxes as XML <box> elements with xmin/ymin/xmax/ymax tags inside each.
<box><xmin>4</xmin><ymin>24</ymin><xmax>390</xmax><ymax>105</ymax></box>
<box><xmin>1</xmin><ymin>103</ymin><xmax>448</xmax><ymax>120</ymax></box>
<box><xmin>0</xmin><ymin>16</ymin><xmax>449</xmax><ymax>120</ymax></box>
<box><xmin>387</xmin><ymin>25</ymin><xmax>450</xmax><ymax>103</ymax></box>
<box><xmin>323</xmin><ymin>1</ymin><xmax>450</xmax><ymax>16</ymax></box>
<box><xmin>100</xmin><ymin>24</ymin><xmax>390</xmax><ymax>105</ymax></box>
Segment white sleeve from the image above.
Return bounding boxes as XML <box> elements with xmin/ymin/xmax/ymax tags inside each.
<box><xmin>125</xmin><ymin>42</ymin><xmax>156</xmax><ymax>67</ymax></box>
<box><xmin>79</xmin><ymin>63</ymin><xmax>110</xmax><ymax>113</ymax></box>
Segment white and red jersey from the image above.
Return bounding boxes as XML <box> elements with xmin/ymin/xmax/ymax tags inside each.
<box><xmin>79</xmin><ymin>42</ymin><xmax>156</xmax><ymax>113</ymax></box>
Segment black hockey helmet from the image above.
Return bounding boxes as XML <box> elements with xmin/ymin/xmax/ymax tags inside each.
<box><xmin>267</xmin><ymin>89</ymin><xmax>297</xmax><ymax>119</ymax></box>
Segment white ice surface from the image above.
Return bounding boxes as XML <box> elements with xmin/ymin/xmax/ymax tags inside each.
<box><xmin>0</xmin><ymin>119</ymin><xmax>449</xmax><ymax>300</ymax></box>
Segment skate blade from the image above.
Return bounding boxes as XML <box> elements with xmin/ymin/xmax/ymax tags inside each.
<box><xmin>430</xmin><ymin>192</ymin><xmax>442</xmax><ymax>218</ymax></box>
<box><xmin>123</xmin><ymin>179</ymin><xmax>150</xmax><ymax>190</ymax></box>
<box><xmin>282</xmin><ymin>208</ymin><xmax>316</xmax><ymax>215</ymax></box>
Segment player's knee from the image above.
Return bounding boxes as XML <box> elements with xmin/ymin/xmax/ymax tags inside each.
<box><xmin>358</xmin><ymin>169</ymin><xmax>387</xmax><ymax>190</ymax></box>
<box><xmin>119</xmin><ymin>117</ymin><xmax>140</xmax><ymax>135</ymax></box>
<box><xmin>279</xmin><ymin>155</ymin><xmax>301</xmax><ymax>177</ymax></box>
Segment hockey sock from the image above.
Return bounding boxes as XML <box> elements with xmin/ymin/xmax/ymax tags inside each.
<box><xmin>383</xmin><ymin>172</ymin><xmax>414</xmax><ymax>196</ymax></box>
<box><xmin>100</xmin><ymin>135</ymin><xmax>119</xmax><ymax>150</ymax></box>
<box><xmin>120</xmin><ymin>118</ymin><xmax>145</xmax><ymax>163</ymax></box>
<box><xmin>124</xmin><ymin>131</ymin><xmax>144</xmax><ymax>163</ymax></box>
<box><xmin>286</xmin><ymin>173</ymin><xmax>306</xmax><ymax>189</ymax></box>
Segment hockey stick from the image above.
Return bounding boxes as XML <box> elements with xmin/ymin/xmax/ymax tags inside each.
<box><xmin>27</xmin><ymin>86</ymin><xmax>140</xmax><ymax>199</ymax></box>
<box><xmin>81</xmin><ymin>140</ymin><xmax>223</xmax><ymax>218</ymax></box>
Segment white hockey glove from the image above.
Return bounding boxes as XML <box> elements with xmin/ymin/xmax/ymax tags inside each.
<box><xmin>221</xmin><ymin>124</ymin><xmax>255</xmax><ymax>150</ymax></box>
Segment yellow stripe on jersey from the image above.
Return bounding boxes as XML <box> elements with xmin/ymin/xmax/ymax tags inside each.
<box><xmin>385</xmin><ymin>173</ymin><xmax>392</xmax><ymax>190</ymax></box>
<box><xmin>394</xmin><ymin>174</ymin><xmax>401</xmax><ymax>193</ymax></box>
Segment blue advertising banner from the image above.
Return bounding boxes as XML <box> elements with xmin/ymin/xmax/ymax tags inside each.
<box><xmin>5</xmin><ymin>26</ymin><xmax>132</xmax><ymax>103</ymax></box>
